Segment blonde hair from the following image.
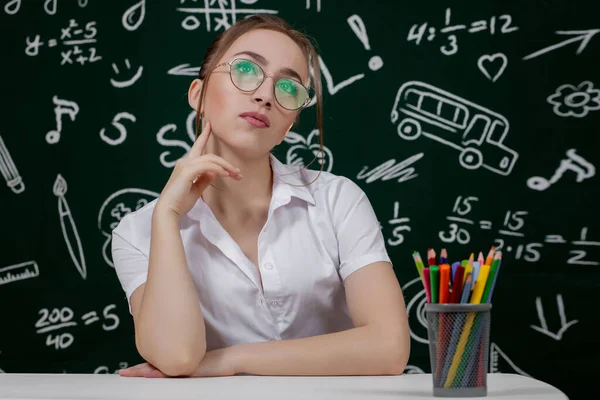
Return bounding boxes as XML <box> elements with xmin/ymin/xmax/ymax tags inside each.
<box><xmin>194</xmin><ymin>15</ymin><xmax>325</xmax><ymax>185</ymax></box>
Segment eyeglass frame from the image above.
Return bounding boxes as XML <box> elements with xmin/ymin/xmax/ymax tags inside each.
<box><xmin>211</xmin><ymin>58</ymin><xmax>312</xmax><ymax>111</ymax></box>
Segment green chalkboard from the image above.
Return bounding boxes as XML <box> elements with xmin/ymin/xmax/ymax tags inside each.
<box><xmin>1</xmin><ymin>1</ymin><xmax>598</xmax><ymax>398</ymax></box>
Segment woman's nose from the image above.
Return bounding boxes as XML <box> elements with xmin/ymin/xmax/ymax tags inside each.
<box><xmin>252</xmin><ymin>77</ymin><xmax>274</xmax><ymax>108</ymax></box>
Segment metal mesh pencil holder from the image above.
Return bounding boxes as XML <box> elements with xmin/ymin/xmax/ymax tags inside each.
<box><xmin>425</xmin><ymin>303</ymin><xmax>492</xmax><ymax>397</ymax></box>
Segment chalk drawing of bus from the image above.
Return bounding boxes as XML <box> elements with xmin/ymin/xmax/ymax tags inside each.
<box><xmin>390</xmin><ymin>81</ymin><xmax>519</xmax><ymax>176</ymax></box>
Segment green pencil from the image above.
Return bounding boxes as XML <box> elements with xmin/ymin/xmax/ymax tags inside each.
<box><xmin>430</xmin><ymin>266</ymin><xmax>440</xmax><ymax>303</ymax></box>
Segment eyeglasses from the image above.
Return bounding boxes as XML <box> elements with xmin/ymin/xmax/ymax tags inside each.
<box><xmin>213</xmin><ymin>58</ymin><xmax>311</xmax><ymax>111</ymax></box>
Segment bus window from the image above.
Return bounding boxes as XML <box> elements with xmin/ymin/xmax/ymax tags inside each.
<box><xmin>405</xmin><ymin>89</ymin><xmax>421</xmax><ymax>106</ymax></box>
<box><xmin>463</xmin><ymin>115</ymin><xmax>489</xmax><ymax>145</ymax></box>
<box><xmin>488</xmin><ymin>120</ymin><xmax>507</xmax><ymax>144</ymax></box>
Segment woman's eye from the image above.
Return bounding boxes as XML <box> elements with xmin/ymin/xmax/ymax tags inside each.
<box><xmin>235</xmin><ymin>61</ymin><xmax>256</xmax><ymax>75</ymax></box>
<box><xmin>277</xmin><ymin>79</ymin><xmax>297</xmax><ymax>95</ymax></box>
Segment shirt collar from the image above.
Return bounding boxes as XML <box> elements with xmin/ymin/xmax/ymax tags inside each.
<box><xmin>187</xmin><ymin>153</ymin><xmax>315</xmax><ymax>220</ymax></box>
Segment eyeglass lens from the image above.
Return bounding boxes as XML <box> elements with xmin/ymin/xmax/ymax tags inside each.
<box><xmin>230</xmin><ymin>59</ymin><xmax>309</xmax><ymax>110</ymax></box>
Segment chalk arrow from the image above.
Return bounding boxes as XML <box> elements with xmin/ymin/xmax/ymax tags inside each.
<box><xmin>530</xmin><ymin>294</ymin><xmax>578</xmax><ymax>340</ymax></box>
<box><xmin>523</xmin><ymin>29</ymin><xmax>600</xmax><ymax>60</ymax></box>
<box><xmin>167</xmin><ymin>63</ymin><xmax>200</xmax><ymax>76</ymax></box>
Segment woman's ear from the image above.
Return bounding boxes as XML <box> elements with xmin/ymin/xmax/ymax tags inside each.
<box><xmin>188</xmin><ymin>78</ymin><xmax>204</xmax><ymax>111</ymax></box>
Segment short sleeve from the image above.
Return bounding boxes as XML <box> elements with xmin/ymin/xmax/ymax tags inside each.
<box><xmin>329</xmin><ymin>177</ymin><xmax>392</xmax><ymax>281</ymax></box>
<box><xmin>112</xmin><ymin>221</ymin><xmax>149</xmax><ymax>316</ymax></box>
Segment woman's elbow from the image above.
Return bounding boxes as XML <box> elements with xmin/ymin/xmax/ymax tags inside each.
<box><xmin>136</xmin><ymin>337</ymin><xmax>205</xmax><ymax>377</ymax></box>
<box><xmin>387</xmin><ymin>331</ymin><xmax>410</xmax><ymax>375</ymax></box>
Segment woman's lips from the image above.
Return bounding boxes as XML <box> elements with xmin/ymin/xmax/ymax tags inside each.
<box><xmin>241</xmin><ymin>116</ymin><xmax>269</xmax><ymax>128</ymax></box>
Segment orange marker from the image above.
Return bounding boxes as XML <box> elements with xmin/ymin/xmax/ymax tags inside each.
<box><xmin>439</xmin><ymin>264</ymin><xmax>450</xmax><ymax>304</ymax></box>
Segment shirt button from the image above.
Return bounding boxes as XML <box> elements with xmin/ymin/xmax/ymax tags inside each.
<box><xmin>264</xmin><ymin>262</ymin><xmax>273</xmax><ymax>270</ymax></box>
<box><xmin>270</xmin><ymin>300</ymin><xmax>279</xmax><ymax>307</ymax></box>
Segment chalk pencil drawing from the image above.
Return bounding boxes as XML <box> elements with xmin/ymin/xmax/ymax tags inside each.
<box><xmin>522</xmin><ymin>29</ymin><xmax>599</xmax><ymax>60</ymax></box>
<box><xmin>402</xmin><ymin>277</ymin><xmax>429</xmax><ymax>345</ymax></box>
<box><xmin>122</xmin><ymin>0</ymin><xmax>145</xmax><ymax>31</ymax></box>
<box><xmin>53</xmin><ymin>174</ymin><xmax>87</xmax><ymax>280</ymax></box>
<box><xmin>98</xmin><ymin>188</ymin><xmax>160</xmax><ymax>268</ymax></box>
<box><xmin>530</xmin><ymin>294</ymin><xmax>578</xmax><ymax>340</ymax></box>
<box><xmin>0</xmin><ymin>261</ymin><xmax>40</xmax><ymax>286</ymax></box>
<box><xmin>0</xmin><ymin>134</ymin><xmax>25</xmax><ymax>194</ymax></box>
<box><xmin>490</xmin><ymin>343</ymin><xmax>531</xmax><ymax>377</ymax></box>
<box><xmin>110</xmin><ymin>59</ymin><xmax>143</xmax><ymax>88</ymax></box>
<box><xmin>527</xmin><ymin>149</ymin><xmax>595</xmax><ymax>191</ymax></box>
<box><xmin>284</xmin><ymin>129</ymin><xmax>333</xmax><ymax>172</ymax></box>
<box><xmin>176</xmin><ymin>0</ymin><xmax>277</xmax><ymax>32</ymax></box>
<box><xmin>46</xmin><ymin>96</ymin><xmax>80</xmax><ymax>144</ymax></box>
<box><xmin>100</xmin><ymin>112</ymin><xmax>136</xmax><ymax>146</ymax></box>
<box><xmin>547</xmin><ymin>81</ymin><xmax>600</xmax><ymax>118</ymax></box>
<box><xmin>347</xmin><ymin>14</ymin><xmax>383</xmax><ymax>71</ymax></box>
<box><xmin>356</xmin><ymin>154</ymin><xmax>424</xmax><ymax>184</ymax></box>
<box><xmin>477</xmin><ymin>53</ymin><xmax>507</xmax><ymax>82</ymax></box>
<box><xmin>390</xmin><ymin>81</ymin><xmax>519</xmax><ymax>176</ymax></box>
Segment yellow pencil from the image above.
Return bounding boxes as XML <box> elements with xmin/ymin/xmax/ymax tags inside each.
<box><xmin>470</xmin><ymin>264</ymin><xmax>490</xmax><ymax>304</ymax></box>
<box><xmin>444</xmin><ymin>312</ymin><xmax>476</xmax><ymax>387</ymax></box>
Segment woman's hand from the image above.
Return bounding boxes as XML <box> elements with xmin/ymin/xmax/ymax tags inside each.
<box><xmin>155</xmin><ymin>120</ymin><xmax>244</xmax><ymax>218</ymax></box>
<box><xmin>118</xmin><ymin>348</ymin><xmax>237</xmax><ymax>378</ymax></box>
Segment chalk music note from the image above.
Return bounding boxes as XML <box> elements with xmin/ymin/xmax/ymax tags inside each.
<box><xmin>527</xmin><ymin>149</ymin><xmax>595</xmax><ymax>191</ymax></box>
<box><xmin>46</xmin><ymin>96</ymin><xmax>80</xmax><ymax>144</ymax></box>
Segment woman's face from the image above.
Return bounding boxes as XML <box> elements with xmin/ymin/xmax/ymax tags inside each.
<box><xmin>189</xmin><ymin>29</ymin><xmax>309</xmax><ymax>157</ymax></box>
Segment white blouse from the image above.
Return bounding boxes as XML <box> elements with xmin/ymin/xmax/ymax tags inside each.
<box><xmin>112</xmin><ymin>153</ymin><xmax>392</xmax><ymax>351</ymax></box>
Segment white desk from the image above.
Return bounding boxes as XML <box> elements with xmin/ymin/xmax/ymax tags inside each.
<box><xmin>0</xmin><ymin>373</ymin><xmax>568</xmax><ymax>400</ymax></box>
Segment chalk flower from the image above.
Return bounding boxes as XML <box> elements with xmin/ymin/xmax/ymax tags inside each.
<box><xmin>547</xmin><ymin>81</ymin><xmax>600</xmax><ymax>118</ymax></box>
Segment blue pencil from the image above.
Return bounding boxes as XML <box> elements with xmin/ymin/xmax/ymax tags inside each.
<box><xmin>460</xmin><ymin>273</ymin><xmax>473</xmax><ymax>303</ymax></box>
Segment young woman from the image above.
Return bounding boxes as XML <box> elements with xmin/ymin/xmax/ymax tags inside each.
<box><xmin>112</xmin><ymin>15</ymin><xmax>410</xmax><ymax>378</ymax></box>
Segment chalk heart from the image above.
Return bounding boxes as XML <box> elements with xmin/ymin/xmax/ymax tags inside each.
<box><xmin>477</xmin><ymin>53</ymin><xmax>508</xmax><ymax>82</ymax></box>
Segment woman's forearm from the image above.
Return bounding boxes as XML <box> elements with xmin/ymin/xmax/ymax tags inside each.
<box><xmin>136</xmin><ymin>207</ymin><xmax>206</xmax><ymax>376</ymax></box>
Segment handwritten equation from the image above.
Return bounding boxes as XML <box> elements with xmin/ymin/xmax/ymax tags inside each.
<box><xmin>25</xmin><ymin>19</ymin><xmax>100</xmax><ymax>66</ymax></box>
<box><xmin>437</xmin><ymin>195</ymin><xmax>599</xmax><ymax>265</ymax></box>
<box><xmin>176</xmin><ymin>0</ymin><xmax>278</xmax><ymax>32</ymax></box>
<box><xmin>34</xmin><ymin>305</ymin><xmax>120</xmax><ymax>350</ymax></box>
<box><xmin>407</xmin><ymin>8</ymin><xmax>519</xmax><ymax>56</ymax></box>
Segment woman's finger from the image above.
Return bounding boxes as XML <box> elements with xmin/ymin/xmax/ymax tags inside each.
<box><xmin>186</xmin><ymin>158</ymin><xmax>243</xmax><ymax>181</ymax></box>
<box><xmin>199</xmin><ymin>153</ymin><xmax>242</xmax><ymax>177</ymax></box>
<box><xmin>188</xmin><ymin>120</ymin><xmax>212</xmax><ymax>158</ymax></box>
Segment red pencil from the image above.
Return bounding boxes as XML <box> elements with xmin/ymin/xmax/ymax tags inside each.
<box><xmin>427</xmin><ymin>248</ymin><xmax>436</xmax><ymax>266</ymax></box>
<box><xmin>422</xmin><ymin>267</ymin><xmax>432</xmax><ymax>303</ymax></box>
<box><xmin>450</xmin><ymin>266</ymin><xmax>465</xmax><ymax>303</ymax></box>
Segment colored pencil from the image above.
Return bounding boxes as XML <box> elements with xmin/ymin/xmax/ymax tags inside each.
<box><xmin>485</xmin><ymin>246</ymin><xmax>495</xmax><ymax>266</ymax></box>
<box><xmin>483</xmin><ymin>251</ymin><xmax>502</xmax><ymax>303</ymax></box>
<box><xmin>430</xmin><ymin>266</ymin><xmax>440</xmax><ymax>303</ymax></box>
<box><xmin>439</xmin><ymin>264</ymin><xmax>450</xmax><ymax>304</ymax></box>
<box><xmin>422</xmin><ymin>267</ymin><xmax>432</xmax><ymax>303</ymax></box>
<box><xmin>450</xmin><ymin>266</ymin><xmax>465</xmax><ymax>303</ymax></box>
<box><xmin>440</xmin><ymin>248</ymin><xmax>448</xmax><ymax>265</ymax></box>
<box><xmin>428</xmin><ymin>248</ymin><xmax>437</xmax><ymax>266</ymax></box>
<box><xmin>470</xmin><ymin>264</ymin><xmax>491</xmax><ymax>304</ymax></box>
<box><xmin>460</xmin><ymin>273</ymin><xmax>473</xmax><ymax>303</ymax></box>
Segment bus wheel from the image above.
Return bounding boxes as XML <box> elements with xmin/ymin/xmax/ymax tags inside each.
<box><xmin>397</xmin><ymin>118</ymin><xmax>421</xmax><ymax>140</ymax></box>
<box><xmin>459</xmin><ymin>148</ymin><xmax>483</xmax><ymax>170</ymax></box>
